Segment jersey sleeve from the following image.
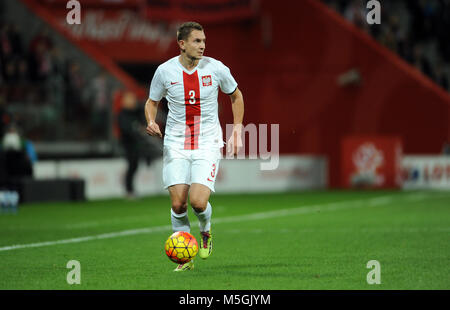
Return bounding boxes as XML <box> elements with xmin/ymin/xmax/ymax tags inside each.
<box><xmin>149</xmin><ymin>66</ymin><xmax>166</xmax><ymax>101</ymax></box>
<box><xmin>216</xmin><ymin>61</ymin><xmax>238</xmax><ymax>95</ymax></box>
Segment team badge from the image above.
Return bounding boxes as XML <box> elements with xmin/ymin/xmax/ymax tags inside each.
<box><xmin>202</xmin><ymin>75</ymin><xmax>212</xmax><ymax>87</ymax></box>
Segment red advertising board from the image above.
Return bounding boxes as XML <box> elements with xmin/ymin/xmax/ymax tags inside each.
<box><xmin>56</xmin><ymin>9</ymin><xmax>180</xmax><ymax>62</ymax></box>
<box><xmin>33</xmin><ymin>1</ymin><xmax>259</xmax><ymax>62</ymax></box>
<box><xmin>341</xmin><ymin>136</ymin><xmax>403</xmax><ymax>189</ymax></box>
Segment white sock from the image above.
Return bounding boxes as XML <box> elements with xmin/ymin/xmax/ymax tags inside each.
<box><xmin>193</xmin><ymin>202</ymin><xmax>212</xmax><ymax>232</ymax></box>
<box><xmin>171</xmin><ymin>209</ymin><xmax>190</xmax><ymax>233</ymax></box>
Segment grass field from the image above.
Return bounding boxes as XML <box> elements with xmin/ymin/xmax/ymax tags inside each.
<box><xmin>0</xmin><ymin>190</ymin><xmax>449</xmax><ymax>290</ymax></box>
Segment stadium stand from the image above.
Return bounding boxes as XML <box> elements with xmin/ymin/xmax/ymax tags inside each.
<box><xmin>323</xmin><ymin>0</ymin><xmax>450</xmax><ymax>92</ymax></box>
<box><xmin>1</xmin><ymin>0</ymin><xmax>127</xmax><ymax>158</ymax></box>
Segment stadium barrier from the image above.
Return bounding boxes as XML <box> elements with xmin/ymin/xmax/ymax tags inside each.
<box><xmin>30</xmin><ymin>154</ymin><xmax>450</xmax><ymax>201</ymax></box>
<box><xmin>402</xmin><ymin>156</ymin><xmax>450</xmax><ymax>190</ymax></box>
<box><xmin>33</xmin><ymin>156</ymin><xmax>328</xmax><ymax>200</ymax></box>
<box><xmin>12</xmin><ymin>178</ymin><xmax>85</xmax><ymax>203</ymax></box>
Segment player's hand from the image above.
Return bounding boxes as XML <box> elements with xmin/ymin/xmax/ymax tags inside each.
<box><xmin>227</xmin><ymin>124</ymin><xmax>243</xmax><ymax>156</ymax></box>
<box><xmin>146</xmin><ymin>120</ymin><xmax>162</xmax><ymax>138</ymax></box>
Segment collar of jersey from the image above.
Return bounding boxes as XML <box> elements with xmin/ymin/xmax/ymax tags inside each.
<box><xmin>177</xmin><ymin>56</ymin><xmax>202</xmax><ymax>75</ymax></box>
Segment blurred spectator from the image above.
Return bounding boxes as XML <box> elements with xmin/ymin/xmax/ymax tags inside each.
<box><xmin>0</xmin><ymin>57</ymin><xmax>3</xmax><ymax>84</ymax></box>
<box><xmin>0</xmin><ymin>23</ymin><xmax>13</xmax><ymax>62</ymax></box>
<box><xmin>3</xmin><ymin>58</ymin><xmax>17</xmax><ymax>83</ymax></box>
<box><xmin>89</xmin><ymin>70</ymin><xmax>111</xmax><ymax>139</ymax></box>
<box><xmin>407</xmin><ymin>0</ymin><xmax>438</xmax><ymax>43</ymax></box>
<box><xmin>378</xmin><ymin>24</ymin><xmax>397</xmax><ymax>53</ymax></box>
<box><xmin>16</xmin><ymin>58</ymin><xmax>29</xmax><ymax>83</ymax></box>
<box><xmin>29</xmin><ymin>27</ymin><xmax>53</xmax><ymax>55</ymax></box>
<box><xmin>436</xmin><ymin>0</ymin><xmax>450</xmax><ymax>62</ymax></box>
<box><xmin>28</xmin><ymin>27</ymin><xmax>53</xmax><ymax>82</ymax></box>
<box><xmin>7</xmin><ymin>23</ymin><xmax>24</xmax><ymax>57</ymax></box>
<box><xmin>344</xmin><ymin>0</ymin><xmax>369</xmax><ymax>33</ymax></box>
<box><xmin>435</xmin><ymin>59</ymin><xmax>449</xmax><ymax>91</ymax></box>
<box><xmin>64</xmin><ymin>60</ymin><xmax>85</xmax><ymax>121</ymax></box>
<box><xmin>379</xmin><ymin>15</ymin><xmax>407</xmax><ymax>56</ymax></box>
<box><xmin>47</xmin><ymin>46</ymin><xmax>65</xmax><ymax>133</ymax></box>
<box><xmin>0</xmin><ymin>95</ymin><xmax>11</xmax><ymax>138</ymax></box>
<box><xmin>411</xmin><ymin>44</ymin><xmax>435</xmax><ymax>80</ymax></box>
<box><xmin>29</xmin><ymin>41</ymin><xmax>52</xmax><ymax>82</ymax></box>
<box><xmin>0</xmin><ymin>124</ymin><xmax>34</xmax><ymax>186</ymax></box>
<box><xmin>117</xmin><ymin>91</ymin><xmax>146</xmax><ymax>199</ymax></box>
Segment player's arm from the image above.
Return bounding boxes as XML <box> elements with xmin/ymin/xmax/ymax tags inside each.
<box><xmin>227</xmin><ymin>87</ymin><xmax>244</xmax><ymax>155</ymax></box>
<box><xmin>145</xmin><ymin>98</ymin><xmax>162</xmax><ymax>138</ymax></box>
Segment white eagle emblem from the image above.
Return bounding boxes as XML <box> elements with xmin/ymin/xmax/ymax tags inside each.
<box><xmin>202</xmin><ymin>75</ymin><xmax>212</xmax><ymax>86</ymax></box>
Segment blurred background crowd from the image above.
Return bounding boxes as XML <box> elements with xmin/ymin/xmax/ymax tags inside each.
<box><xmin>324</xmin><ymin>0</ymin><xmax>450</xmax><ymax>91</ymax></box>
<box><xmin>0</xmin><ymin>22</ymin><xmax>114</xmax><ymax>143</ymax></box>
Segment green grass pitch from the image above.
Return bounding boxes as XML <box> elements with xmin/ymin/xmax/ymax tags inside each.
<box><xmin>0</xmin><ymin>190</ymin><xmax>449</xmax><ymax>290</ymax></box>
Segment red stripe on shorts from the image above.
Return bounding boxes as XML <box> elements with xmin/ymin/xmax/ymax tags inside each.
<box><xmin>183</xmin><ymin>70</ymin><xmax>201</xmax><ymax>150</ymax></box>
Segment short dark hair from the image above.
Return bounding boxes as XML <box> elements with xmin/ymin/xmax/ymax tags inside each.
<box><xmin>177</xmin><ymin>22</ymin><xmax>203</xmax><ymax>41</ymax></box>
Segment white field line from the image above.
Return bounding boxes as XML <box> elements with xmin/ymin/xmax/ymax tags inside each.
<box><xmin>0</xmin><ymin>192</ymin><xmax>445</xmax><ymax>252</ymax></box>
<box><xmin>0</xmin><ymin>226</ymin><xmax>171</xmax><ymax>252</ymax></box>
<box><xmin>222</xmin><ymin>227</ymin><xmax>450</xmax><ymax>234</ymax></box>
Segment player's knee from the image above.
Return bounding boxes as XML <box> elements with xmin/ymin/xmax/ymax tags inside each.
<box><xmin>190</xmin><ymin>198</ymin><xmax>207</xmax><ymax>213</ymax></box>
<box><xmin>171</xmin><ymin>201</ymin><xmax>188</xmax><ymax>214</ymax></box>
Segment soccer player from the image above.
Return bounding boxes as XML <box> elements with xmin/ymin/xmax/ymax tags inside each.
<box><xmin>145</xmin><ymin>22</ymin><xmax>244</xmax><ymax>271</ymax></box>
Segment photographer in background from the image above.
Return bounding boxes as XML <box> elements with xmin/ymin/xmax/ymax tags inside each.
<box><xmin>117</xmin><ymin>91</ymin><xmax>161</xmax><ymax>200</ymax></box>
<box><xmin>118</xmin><ymin>91</ymin><xmax>142</xmax><ymax>199</ymax></box>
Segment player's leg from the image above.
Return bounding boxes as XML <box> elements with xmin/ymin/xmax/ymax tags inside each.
<box><xmin>163</xmin><ymin>147</ymin><xmax>194</xmax><ymax>271</ymax></box>
<box><xmin>169</xmin><ymin>184</ymin><xmax>195</xmax><ymax>272</ymax></box>
<box><xmin>190</xmin><ymin>148</ymin><xmax>221</xmax><ymax>259</ymax></box>
<box><xmin>163</xmin><ymin>146</ymin><xmax>192</xmax><ymax>233</ymax></box>
<box><xmin>189</xmin><ymin>183</ymin><xmax>212</xmax><ymax>229</ymax></box>
<box><xmin>189</xmin><ymin>183</ymin><xmax>213</xmax><ymax>259</ymax></box>
<box><xmin>168</xmin><ymin>184</ymin><xmax>190</xmax><ymax>233</ymax></box>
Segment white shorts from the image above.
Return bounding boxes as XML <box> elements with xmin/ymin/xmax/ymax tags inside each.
<box><xmin>162</xmin><ymin>146</ymin><xmax>222</xmax><ymax>192</ymax></box>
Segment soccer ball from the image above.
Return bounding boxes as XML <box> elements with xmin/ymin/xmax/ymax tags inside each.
<box><xmin>165</xmin><ymin>231</ymin><xmax>199</xmax><ymax>264</ymax></box>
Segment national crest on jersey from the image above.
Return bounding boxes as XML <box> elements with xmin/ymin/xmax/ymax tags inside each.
<box><xmin>149</xmin><ymin>56</ymin><xmax>238</xmax><ymax>150</ymax></box>
<box><xmin>202</xmin><ymin>75</ymin><xmax>212</xmax><ymax>87</ymax></box>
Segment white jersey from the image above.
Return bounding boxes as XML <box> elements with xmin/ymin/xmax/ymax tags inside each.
<box><xmin>149</xmin><ymin>56</ymin><xmax>237</xmax><ymax>150</ymax></box>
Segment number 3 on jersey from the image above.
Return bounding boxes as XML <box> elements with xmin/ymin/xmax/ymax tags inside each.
<box><xmin>189</xmin><ymin>90</ymin><xmax>196</xmax><ymax>104</ymax></box>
